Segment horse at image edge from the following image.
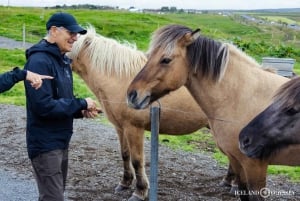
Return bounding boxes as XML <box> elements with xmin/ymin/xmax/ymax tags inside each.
<box><xmin>239</xmin><ymin>76</ymin><xmax>300</xmax><ymax>159</ymax></box>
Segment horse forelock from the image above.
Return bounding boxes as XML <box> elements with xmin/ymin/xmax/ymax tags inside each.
<box><xmin>273</xmin><ymin>77</ymin><xmax>300</xmax><ymax>110</ymax></box>
<box><xmin>147</xmin><ymin>24</ymin><xmax>229</xmax><ymax>82</ymax></box>
<box><xmin>69</xmin><ymin>25</ymin><xmax>147</xmax><ymax>78</ymax></box>
<box><xmin>147</xmin><ymin>24</ymin><xmax>192</xmax><ymax>57</ymax></box>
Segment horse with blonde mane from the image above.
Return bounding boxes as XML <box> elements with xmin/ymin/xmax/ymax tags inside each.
<box><xmin>68</xmin><ymin>26</ymin><xmax>214</xmax><ymax>201</ymax></box>
<box><xmin>127</xmin><ymin>24</ymin><xmax>300</xmax><ymax>201</ymax></box>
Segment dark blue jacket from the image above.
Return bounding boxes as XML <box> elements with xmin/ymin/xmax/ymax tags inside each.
<box><xmin>24</xmin><ymin>39</ymin><xmax>87</xmax><ymax>159</ymax></box>
<box><xmin>0</xmin><ymin>67</ymin><xmax>26</xmax><ymax>93</ymax></box>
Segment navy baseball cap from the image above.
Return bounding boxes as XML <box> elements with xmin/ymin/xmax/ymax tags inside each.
<box><xmin>46</xmin><ymin>12</ymin><xmax>87</xmax><ymax>35</ymax></box>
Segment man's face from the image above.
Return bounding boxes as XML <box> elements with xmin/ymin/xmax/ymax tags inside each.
<box><xmin>52</xmin><ymin>26</ymin><xmax>79</xmax><ymax>53</ymax></box>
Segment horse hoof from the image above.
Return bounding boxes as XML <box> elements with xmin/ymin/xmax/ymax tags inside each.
<box><xmin>128</xmin><ymin>195</ymin><xmax>144</xmax><ymax>201</ymax></box>
<box><xmin>229</xmin><ymin>185</ymin><xmax>239</xmax><ymax>195</ymax></box>
<box><xmin>114</xmin><ymin>184</ymin><xmax>130</xmax><ymax>193</ymax></box>
<box><xmin>219</xmin><ymin>179</ymin><xmax>232</xmax><ymax>187</ymax></box>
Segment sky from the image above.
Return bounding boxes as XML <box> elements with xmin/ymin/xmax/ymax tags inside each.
<box><xmin>0</xmin><ymin>0</ymin><xmax>300</xmax><ymax>10</ymax></box>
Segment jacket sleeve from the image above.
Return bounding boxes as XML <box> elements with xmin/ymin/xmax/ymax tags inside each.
<box><xmin>0</xmin><ymin>67</ymin><xmax>27</xmax><ymax>93</ymax></box>
<box><xmin>24</xmin><ymin>55</ymin><xmax>87</xmax><ymax>119</ymax></box>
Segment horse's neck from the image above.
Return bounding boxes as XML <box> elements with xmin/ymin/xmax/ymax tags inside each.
<box><xmin>187</xmin><ymin>53</ymin><xmax>288</xmax><ymax>124</ymax></box>
<box><xmin>76</xmin><ymin>39</ymin><xmax>147</xmax><ymax>116</ymax></box>
<box><xmin>81</xmin><ymin>70</ymin><xmax>130</xmax><ymax>112</ymax></box>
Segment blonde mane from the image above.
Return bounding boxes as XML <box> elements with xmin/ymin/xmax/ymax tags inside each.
<box><xmin>68</xmin><ymin>26</ymin><xmax>147</xmax><ymax>78</ymax></box>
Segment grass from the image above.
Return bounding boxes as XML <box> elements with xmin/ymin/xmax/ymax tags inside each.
<box><xmin>1</xmin><ymin>6</ymin><xmax>300</xmax><ymax>181</ymax></box>
<box><xmin>0</xmin><ymin>49</ymin><xmax>27</xmax><ymax>105</ymax></box>
<box><xmin>0</xmin><ymin>48</ymin><xmax>95</xmax><ymax>105</ymax></box>
<box><xmin>155</xmin><ymin>132</ymin><xmax>300</xmax><ymax>182</ymax></box>
<box><xmin>263</xmin><ymin>16</ymin><xmax>297</xmax><ymax>24</ymax></box>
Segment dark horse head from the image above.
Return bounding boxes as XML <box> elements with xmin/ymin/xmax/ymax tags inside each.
<box><xmin>239</xmin><ymin>77</ymin><xmax>300</xmax><ymax>159</ymax></box>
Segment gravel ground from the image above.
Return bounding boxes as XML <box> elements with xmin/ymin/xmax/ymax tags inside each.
<box><xmin>0</xmin><ymin>104</ymin><xmax>299</xmax><ymax>201</ymax></box>
<box><xmin>0</xmin><ymin>170</ymin><xmax>37</xmax><ymax>201</ymax></box>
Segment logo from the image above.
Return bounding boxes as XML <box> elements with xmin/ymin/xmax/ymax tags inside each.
<box><xmin>235</xmin><ymin>187</ymin><xmax>295</xmax><ymax>198</ymax></box>
<box><xmin>260</xmin><ymin>187</ymin><xmax>270</xmax><ymax>198</ymax></box>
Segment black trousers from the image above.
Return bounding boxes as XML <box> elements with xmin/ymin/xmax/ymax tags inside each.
<box><xmin>31</xmin><ymin>149</ymin><xmax>68</xmax><ymax>201</ymax></box>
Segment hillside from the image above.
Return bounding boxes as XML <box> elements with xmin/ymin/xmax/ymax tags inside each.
<box><xmin>1</xmin><ymin>7</ymin><xmax>300</xmax><ymax>50</ymax></box>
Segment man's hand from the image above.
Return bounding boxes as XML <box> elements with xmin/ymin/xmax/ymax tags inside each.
<box><xmin>84</xmin><ymin>97</ymin><xmax>97</xmax><ymax>110</ymax></box>
<box><xmin>26</xmin><ymin>70</ymin><xmax>53</xmax><ymax>90</ymax></box>
<box><xmin>82</xmin><ymin>109</ymin><xmax>99</xmax><ymax>118</ymax></box>
<box><xmin>83</xmin><ymin>98</ymin><xmax>100</xmax><ymax>118</ymax></box>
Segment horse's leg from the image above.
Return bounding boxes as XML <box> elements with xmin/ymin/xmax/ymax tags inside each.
<box><xmin>220</xmin><ymin>163</ymin><xmax>235</xmax><ymax>187</ymax></box>
<box><xmin>219</xmin><ymin>163</ymin><xmax>240</xmax><ymax>195</ymax></box>
<box><xmin>243</xmin><ymin>160</ymin><xmax>268</xmax><ymax>201</ymax></box>
<box><xmin>227</xmin><ymin>155</ymin><xmax>250</xmax><ymax>201</ymax></box>
<box><xmin>229</xmin><ymin>174</ymin><xmax>240</xmax><ymax>195</ymax></box>
<box><xmin>217</xmin><ymin>145</ymin><xmax>238</xmax><ymax>191</ymax></box>
<box><xmin>115</xmin><ymin>127</ymin><xmax>135</xmax><ymax>192</ymax></box>
<box><xmin>125</xmin><ymin>126</ymin><xmax>149</xmax><ymax>201</ymax></box>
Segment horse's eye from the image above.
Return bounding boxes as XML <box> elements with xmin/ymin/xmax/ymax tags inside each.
<box><xmin>286</xmin><ymin>107</ymin><xmax>298</xmax><ymax>116</ymax></box>
<box><xmin>160</xmin><ymin>58</ymin><xmax>172</xmax><ymax>64</ymax></box>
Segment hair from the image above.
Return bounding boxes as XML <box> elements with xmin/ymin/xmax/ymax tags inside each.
<box><xmin>273</xmin><ymin>76</ymin><xmax>300</xmax><ymax>110</ymax></box>
<box><xmin>147</xmin><ymin>24</ymin><xmax>229</xmax><ymax>82</ymax></box>
<box><xmin>68</xmin><ymin>25</ymin><xmax>147</xmax><ymax>78</ymax></box>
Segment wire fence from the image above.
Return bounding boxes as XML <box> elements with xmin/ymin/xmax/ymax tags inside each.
<box><xmin>1</xmin><ymin>24</ymin><xmax>46</xmax><ymax>48</ymax></box>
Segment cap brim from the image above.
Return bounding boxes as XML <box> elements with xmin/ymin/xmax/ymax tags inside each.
<box><xmin>65</xmin><ymin>25</ymin><xmax>87</xmax><ymax>35</ymax></box>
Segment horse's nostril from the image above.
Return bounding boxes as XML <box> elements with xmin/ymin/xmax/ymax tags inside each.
<box><xmin>242</xmin><ymin>137</ymin><xmax>251</xmax><ymax>148</ymax></box>
<box><xmin>129</xmin><ymin>90</ymin><xmax>137</xmax><ymax>101</ymax></box>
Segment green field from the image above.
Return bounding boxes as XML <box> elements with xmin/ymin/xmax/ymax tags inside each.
<box><xmin>0</xmin><ymin>6</ymin><xmax>299</xmax><ymax>181</ymax></box>
<box><xmin>263</xmin><ymin>16</ymin><xmax>297</xmax><ymax>24</ymax></box>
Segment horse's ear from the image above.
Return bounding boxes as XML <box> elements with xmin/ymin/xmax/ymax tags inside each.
<box><xmin>192</xmin><ymin>28</ymin><xmax>201</xmax><ymax>39</ymax></box>
<box><xmin>180</xmin><ymin>28</ymin><xmax>201</xmax><ymax>47</ymax></box>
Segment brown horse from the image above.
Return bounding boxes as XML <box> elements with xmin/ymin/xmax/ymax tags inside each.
<box><xmin>67</xmin><ymin>26</ymin><xmax>212</xmax><ymax>201</ymax></box>
<box><xmin>127</xmin><ymin>24</ymin><xmax>300</xmax><ymax>201</ymax></box>
<box><xmin>239</xmin><ymin>76</ymin><xmax>300</xmax><ymax>159</ymax></box>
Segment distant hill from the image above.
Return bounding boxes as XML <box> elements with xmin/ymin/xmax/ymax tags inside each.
<box><xmin>245</xmin><ymin>8</ymin><xmax>300</xmax><ymax>13</ymax></box>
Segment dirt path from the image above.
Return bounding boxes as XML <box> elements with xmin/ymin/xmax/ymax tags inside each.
<box><xmin>0</xmin><ymin>36</ymin><xmax>32</xmax><ymax>49</ymax></box>
<box><xmin>0</xmin><ymin>104</ymin><xmax>299</xmax><ymax>201</ymax></box>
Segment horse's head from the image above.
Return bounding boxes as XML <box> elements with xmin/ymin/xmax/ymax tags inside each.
<box><xmin>239</xmin><ymin>77</ymin><xmax>300</xmax><ymax>159</ymax></box>
<box><xmin>68</xmin><ymin>26</ymin><xmax>95</xmax><ymax>76</ymax></box>
<box><xmin>127</xmin><ymin>25</ymin><xmax>200</xmax><ymax>109</ymax></box>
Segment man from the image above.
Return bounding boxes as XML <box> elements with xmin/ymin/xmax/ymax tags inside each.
<box><xmin>24</xmin><ymin>12</ymin><xmax>98</xmax><ymax>201</ymax></box>
<box><xmin>0</xmin><ymin>67</ymin><xmax>53</xmax><ymax>93</ymax></box>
